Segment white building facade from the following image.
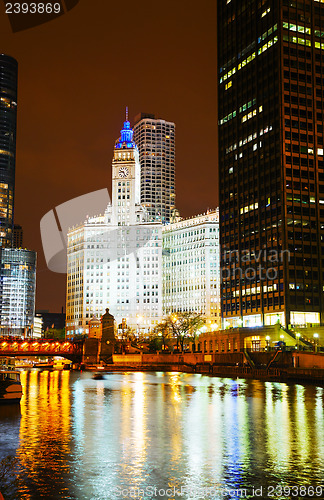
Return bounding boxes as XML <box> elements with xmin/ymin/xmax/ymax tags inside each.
<box><xmin>162</xmin><ymin>210</ymin><xmax>221</xmax><ymax>330</ymax></box>
<box><xmin>66</xmin><ymin>117</ymin><xmax>162</xmax><ymax>338</ymax></box>
<box><xmin>33</xmin><ymin>315</ymin><xmax>43</xmax><ymax>338</ymax></box>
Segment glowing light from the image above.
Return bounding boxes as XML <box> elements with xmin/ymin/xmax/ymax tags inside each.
<box><xmin>171</xmin><ymin>313</ymin><xmax>178</xmax><ymax>323</ymax></box>
<box><xmin>115</xmin><ymin>118</ymin><xmax>136</xmax><ymax>150</ymax></box>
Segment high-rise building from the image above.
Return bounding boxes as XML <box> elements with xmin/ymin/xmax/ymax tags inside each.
<box><xmin>218</xmin><ymin>0</ymin><xmax>324</xmax><ymax>328</ymax></box>
<box><xmin>0</xmin><ymin>248</ymin><xmax>36</xmax><ymax>336</ymax></box>
<box><xmin>0</xmin><ymin>55</ymin><xmax>37</xmax><ymax>337</ymax></box>
<box><xmin>133</xmin><ymin>113</ymin><xmax>176</xmax><ymax>224</ymax></box>
<box><xmin>66</xmin><ymin>116</ymin><xmax>163</xmax><ymax>338</ymax></box>
<box><xmin>0</xmin><ymin>54</ymin><xmax>17</xmax><ymax>248</ymax></box>
<box><xmin>162</xmin><ymin>209</ymin><xmax>221</xmax><ymax>329</ymax></box>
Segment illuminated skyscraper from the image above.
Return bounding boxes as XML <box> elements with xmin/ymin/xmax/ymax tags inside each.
<box><xmin>218</xmin><ymin>0</ymin><xmax>324</xmax><ymax>328</ymax></box>
<box><xmin>133</xmin><ymin>113</ymin><xmax>176</xmax><ymax>224</ymax></box>
<box><xmin>0</xmin><ymin>54</ymin><xmax>17</xmax><ymax>248</ymax></box>
<box><xmin>0</xmin><ymin>248</ymin><xmax>36</xmax><ymax>336</ymax></box>
<box><xmin>66</xmin><ymin>116</ymin><xmax>163</xmax><ymax>337</ymax></box>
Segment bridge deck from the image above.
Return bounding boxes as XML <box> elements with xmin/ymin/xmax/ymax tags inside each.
<box><xmin>0</xmin><ymin>339</ymin><xmax>83</xmax><ymax>360</ymax></box>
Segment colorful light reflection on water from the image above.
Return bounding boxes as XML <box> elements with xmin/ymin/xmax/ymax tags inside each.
<box><xmin>0</xmin><ymin>371</ymin><xmax>323</xmax><ymax>499</ymax></box>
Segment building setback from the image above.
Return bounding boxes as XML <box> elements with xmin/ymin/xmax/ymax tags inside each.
<box><xmin>133</xmin><ymin>113</ymin><xmax>176</xmax><ymax>224</ymax></box>
<box><xmin>0</xmin><ymin>54</ymin><xmax>17</xmax><ymax>248</ymax></box>
<box><xmin>162</xmin><ymin>209</ymin><xmax>221</xmax><ymax>329</ymax></box>
<box><xmin>66</xmin><ymin>116</ymin><xmax>162</xmax><ymax>338</ymax></box>
<box><xmin>13</xmin><ymin>224</ymin><xmax>23</xmax><ymax>248</ymax></box>
<box><xmin>218</xmin><ymin>0</ymin><xmax>324</xmax><ymax>328</ymax></box>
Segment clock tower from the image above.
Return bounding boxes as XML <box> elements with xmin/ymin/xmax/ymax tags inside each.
<box><xmin>111</xmin><ymin>110</ymin><xmax>141</xmax><ymax>226</ymax></box>
<box><xmin>66</xmin><ymin>110</ymin><xmax>163</xmax><ymax>337</ymax></box>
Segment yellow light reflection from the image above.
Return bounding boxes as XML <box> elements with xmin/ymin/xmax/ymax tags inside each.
<box><xmin>17</xmin><ymin>370</ymin><xmax>71</xmax><ymax>487</ymax></box>
<box><xmin>170</xmin><ymin>373</ymin><xmax>181</xmax><ymax>404</ymax></box>
<box><xmin>265</xmin><ymin>382</ymin><xmax>291</xmax><ymax>467</ymax></box>
<box><xmin>133</xmin><ymin>372</ymin><xmax>146</xmax><ymax>461</ymax></box>
<box><xmin>119</xmin><ymin>372</ymin><xmax>148</xmax><ymax>486</ymax></box>
<box><xmin>163</xmin><ymin>373</ymin><xmax>182</xmax><ymax>474</ymax></box>
<box><xmin>236</xmin><ymin>380</ymin><xmax>250</xmax><ymax>465</ymax></box>
<box><xmin>314</xmin><ymin>387</ymin><xmax>324</xmax><ymax>463</ymax></box>
<box><xmin>294</xmin><ymin>385</ymin><xmax>309</xmax><ymax>462</ymax></box>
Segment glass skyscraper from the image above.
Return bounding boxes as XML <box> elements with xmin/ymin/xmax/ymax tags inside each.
<box><xmin>218</xmin><ymin>0</ymin><xmax>324</xmax><ymax>328</ymax></box>
<box><xmin>133</xmin><ymin>113</ymin><xmax>176</xmax><ymax>224</ymax></box>
<box><xmin>0</xmin><ymin>54</ymin><xmax>17</xmax><ymax>248</ymax></box>
<box><xmin>0</xmin><ymin>248</ymin><xmax>36</xmax><ymax>336</ymax></box>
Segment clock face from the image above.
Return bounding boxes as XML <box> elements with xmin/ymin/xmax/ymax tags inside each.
<box><xmin>118</xmin><ymin>167</ymin><xmax>129</xmax><ymax>178</ymax></box>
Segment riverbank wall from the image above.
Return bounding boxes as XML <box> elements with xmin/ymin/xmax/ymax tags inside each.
<box><xmin>85</xmin><ymin>351</ymin><xmax>324</xmax><ymax>384</ymax></box>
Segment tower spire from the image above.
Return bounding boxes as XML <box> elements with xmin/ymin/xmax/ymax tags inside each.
<box><xmin>115</xmin><ymin>108</ymin><xmax>136</xmax><ymax>149</ymax></box>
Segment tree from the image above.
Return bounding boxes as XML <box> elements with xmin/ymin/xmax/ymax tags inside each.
<box><xmin>165</xmin><ymin>312</ymin><xmax>205</xmax><ymax>352</ymax></box>
<box><xmin>153</xmin><ymin>320</ymin><xmax>172</xmax><ymax>351</ymax></box>
<box><xmin>44</xmin><ymin>328</ymin><xmax>65</xmax><ymax>340</ymax></box>
<box><xmin>148</xmin><ymin>336</ymin><xmax>162</xmax><ymax>353</ymax></box>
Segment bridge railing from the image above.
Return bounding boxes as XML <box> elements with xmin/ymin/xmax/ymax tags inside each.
<box><xmin>0</xmin><ymin>339</ymin><xmax>82</xmax><ymax>355</ymax></box>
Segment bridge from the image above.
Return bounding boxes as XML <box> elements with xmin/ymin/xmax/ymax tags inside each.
<box><xmin>0</xmin><ymin>338</ymin><xmax>83</xmax><ymax>363</ymax></box>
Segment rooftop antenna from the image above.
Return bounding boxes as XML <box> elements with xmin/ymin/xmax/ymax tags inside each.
<box><xmin>126</xmin><ymin>106</ymin><xmax>128</xmax><ymax>121</ymax></box>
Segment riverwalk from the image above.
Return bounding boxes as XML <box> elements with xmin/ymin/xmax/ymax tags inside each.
<box><xmin>84</xmin><ymin>351</ymin><xmax>324</xmax><ymax>384</ymax></box>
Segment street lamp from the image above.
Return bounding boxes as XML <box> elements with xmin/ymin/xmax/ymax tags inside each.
<box><xmin>313</xmin><ymin>333</ymin><xmax>319</xmax><ymax>353</ymax></box>
<box><xmin>296</xmin><ymin>333</ymin><xmax>300</xmax><ymax>350</ymax></box>
<box><xmin>265</xmin><ymin>335</ymin><xmax>270</xmax><ymax>351</ymax></box>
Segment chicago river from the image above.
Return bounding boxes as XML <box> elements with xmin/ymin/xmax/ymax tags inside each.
<box><xmin>0</xmin><ymin>371</ymin><xmax>323</xmax><ymax>500</ymax></box>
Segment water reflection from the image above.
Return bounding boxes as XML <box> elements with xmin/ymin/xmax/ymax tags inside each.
<box><xmin>0</xmin><ymin>371</ymin><xmax>323</xmax><ymax>500</ymax></box>
<box><xmin>15</xmin><ymin>370</ymin><xmax>72</xmax><ymax>498</ymax></box>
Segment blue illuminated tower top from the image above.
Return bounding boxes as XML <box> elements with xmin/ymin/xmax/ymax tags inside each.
<box><xmin>115</xmin><ymin>107</ymin><xmax>137</xmax><ymax>149</ymax></box>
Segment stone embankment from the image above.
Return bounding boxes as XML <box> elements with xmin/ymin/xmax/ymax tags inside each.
<box><xmin>85</xmin><ymin>351</ymin><xmax>324</xmax><ymax>383</ymax></box>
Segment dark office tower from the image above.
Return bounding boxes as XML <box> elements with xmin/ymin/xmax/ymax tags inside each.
<box><xmin>0</xmin><ymin>54</ymin><xmax>17</xmax><ymax>248</ymax></box>
<box><xmin>133</xmin><ymin>113</ymin><xmax>176</xmax><ymax>224</ymax></box>
<box><xmin>218</xmin><ymin>0</ymin><xmax>324</xmax><ymax>329</ymax></box>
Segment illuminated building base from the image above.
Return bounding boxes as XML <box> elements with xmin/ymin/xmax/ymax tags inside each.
<box><xmin>290</xmin><ymin>312</ymin><xmax>320</xmax><ymax>328</ymax></box>
<box><xmin>222</xmin><ymin>311</ymin><xmax>321</xmax><ymax>330</ymax></box>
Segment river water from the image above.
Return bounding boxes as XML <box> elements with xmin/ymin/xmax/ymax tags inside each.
<box><xmin>0</xmin><ymin>370</ymin><xmax>323</xmax><ymax>500</ymax></box>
